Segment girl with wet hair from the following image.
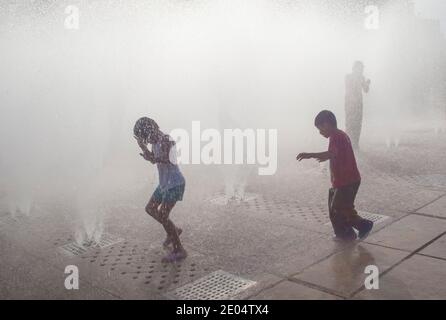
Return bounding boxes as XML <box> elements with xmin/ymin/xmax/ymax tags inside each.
<box><xmin>133</xmin><ymin>117</ymin><xmax>187</xmax><ymax>263</ymax></box>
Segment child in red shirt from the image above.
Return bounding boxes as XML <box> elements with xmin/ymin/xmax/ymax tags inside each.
<box><xmin>297</xmin><ymin>110</ymin><xmax>373</xmax><ymax>241</ymax></box>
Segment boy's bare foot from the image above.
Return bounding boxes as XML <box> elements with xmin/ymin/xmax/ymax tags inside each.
<box><xmin>162</xmin><ymin>249</ymin><xmax>187</xmax><ymax>263</ymax></box>
<box><xmin>163</xmin><ymin>228</ymin><xmax>183</xmax><ymax>248</ymax></box>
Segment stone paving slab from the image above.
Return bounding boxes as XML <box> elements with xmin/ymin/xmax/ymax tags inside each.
<box><xmin>365</xmin><ymin>214</ymin><xmax>446</xmax><ymax>252</ymax></box>
<box><xmin>355</xmin><ymin>255</ymin><xmax>446</xmax><ymax>300</ymax></box>
<box><xmin>250</xmin><ymin>280</ymin><xmax>340</xmax><ymax>300</ymax></box>
<box><xmin>293</xmin><ymin>243</ymin><xmax>409</xmax><ymax>298</ymax></box>
<box><xmin>418</xmin><ymin>234</ymin><xmax>446</xmax><ymax>260</ymax></box>
<box><xmin>416</xmin><ymin>195</ymin><xmax>446</xmax><ymax>218</ymax></box>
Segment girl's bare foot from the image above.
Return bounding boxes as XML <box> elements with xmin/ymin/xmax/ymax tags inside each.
<box><xmin>162</xmin><ymin>248</ymin><xmax>187</xmax><ymax>263</ymax></box>
<box><xmin>163</xmin><ymin>228</ymin><xmax>183</xmax><ymax>248</ymax></box>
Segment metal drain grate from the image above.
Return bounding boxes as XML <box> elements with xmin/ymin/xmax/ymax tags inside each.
<box><xmin>166</xmin><ymin>270</ymin><xmax>256</xmax><ymax>300</ymax></box>
<box><xmin>324</xmin><ymin>211</ymin><xmax>390</xmax><ymax>226</ymax></box>
<box><xmin>95</xmin><ymin>233</ymin><xmax>124</xmax><ymax>248</ymax></box>
<box><xmin>359</xmin><ymin>211</ymin><xmax>390</xmax><ymax>224</ymax></box>
<box><xmin>279</xmin><ymin>205</ymin><xmax>328</xmax><ymax>224</ymax></box>
<box><xmin>52</xmin><ymin>236</ymin><xmax>75</xmax><ymax>247</ymax></box>
<box><xmin>58</xmin><ymin>233</ymin><xmax>124</xmax><ymax>257</ymax></box>
<box><xmin>208</xmin><ymin>193</ymin><xmax>259</xmax><ymax>206</ymax></box>
<box><xmin>59</xmin><ymin>242</ymin><xmax>88</xmax><ymax>256</ymax></box>
<box><xmin>244</xmin><ymin>197</ymin><xmax>330</xmax><ymax>225</ymax></box>
<box><xmin>81</xmin><ymin>243</ymin><xmax>212</xmax><ymax>292</ymax></box>
<box><xmin>0</xmin><ymin>214</ymin><xmax>27</xmax><ymax>228</ymax></box>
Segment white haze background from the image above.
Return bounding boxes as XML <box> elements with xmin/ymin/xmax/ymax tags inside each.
<box><xmin>0</xmin><ymin>0</ymin><xmax>444</xmax><ymax>243</ymax></box>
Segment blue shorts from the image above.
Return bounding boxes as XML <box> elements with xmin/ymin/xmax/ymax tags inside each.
<box><xmin>152</xmin><ymin>184</ymin><xmax>185</xmax><ymax>204</ymax></box>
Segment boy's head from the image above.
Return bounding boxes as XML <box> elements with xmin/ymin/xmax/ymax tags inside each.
<box><xmin>314</xmin><ymin>110</ymin><xmax>337</xmax><ymax>138</ymax></box>
<box><xmin>133</xmin><ymin>117</ymin><xmax>159</xmax><ymax>144</ymax></box>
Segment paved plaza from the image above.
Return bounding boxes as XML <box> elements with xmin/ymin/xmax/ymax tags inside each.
<box><xmin>1</xmin><ymin>127</ymin><xmax>446</xmax><ymax>300</ymax></box>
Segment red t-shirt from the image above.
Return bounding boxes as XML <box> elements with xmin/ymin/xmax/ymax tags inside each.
<box><xmin>328</xmin><ymin>129</ymin><xmax>361</xmax><ymax>188</ymax></box>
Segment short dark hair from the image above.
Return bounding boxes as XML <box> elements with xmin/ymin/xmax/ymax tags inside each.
<box><xmin>314</xmin><ymin>110</ymin><xmax>337</xmax><ymax>128</ymax></box>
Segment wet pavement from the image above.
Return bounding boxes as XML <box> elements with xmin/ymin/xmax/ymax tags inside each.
<box><xmin>1</xmin><ymin>127</ymin><xmax>446</xmax><ymax>299</ymax></box>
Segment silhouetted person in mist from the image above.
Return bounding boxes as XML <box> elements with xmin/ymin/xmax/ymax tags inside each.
<box><xmin>345</xmin><ymin>61</ymin><xmax>371</xmax><ymax>150</ymax></box>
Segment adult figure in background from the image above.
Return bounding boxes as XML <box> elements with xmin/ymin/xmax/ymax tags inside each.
<box><xmin>345</xmin><ymin>61</ymin><xmax>371</xmax><ymax>150</ymax></box>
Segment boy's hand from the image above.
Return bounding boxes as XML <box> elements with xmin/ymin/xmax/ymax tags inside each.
<box><xmin>296</xmin><ymin>153</ymin><xmax>312</xmax><ymax>161</ymax></box>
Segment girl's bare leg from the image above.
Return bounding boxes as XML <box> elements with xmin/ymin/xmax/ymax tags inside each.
<box><xmin>145</xmin><ymin>198</ymin><xmax>177</xmax><ymax>241</ymax></box>
<box><xmin>145</xmin><ymin>198</ymin><xmax>184</xmax><ymax>252</ymax></box>
<box><xmin>159</xmin><ymin>202</ymin><xmax>185</xmax><ymax>253</ymax></box>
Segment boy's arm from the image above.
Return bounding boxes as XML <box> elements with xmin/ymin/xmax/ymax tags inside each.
<box><xmin>313</xmin><ymin>151</ymin><xmax>333</xmax><ymax>162</ymax></box>
<box><xmin>296</xmin><ymin>151</ymin><xmax>333</xmax><ymax>162</ymax></box>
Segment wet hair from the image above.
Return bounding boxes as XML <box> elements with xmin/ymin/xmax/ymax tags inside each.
<box><xmin>314</xmin><ymin>110</ymin><xmax>337</xmax><ymax>128</ymax></box>
<box><xmin>133</xmin><ymin>117</ymin><xmax>159</xmax><ymax>140</ymax></box>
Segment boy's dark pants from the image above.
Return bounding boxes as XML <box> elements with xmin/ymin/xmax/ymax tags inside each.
<box><xmin>328</xmin><ymin>181</ymin><xmax>364</xmax><ymax>237</ymax></box>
